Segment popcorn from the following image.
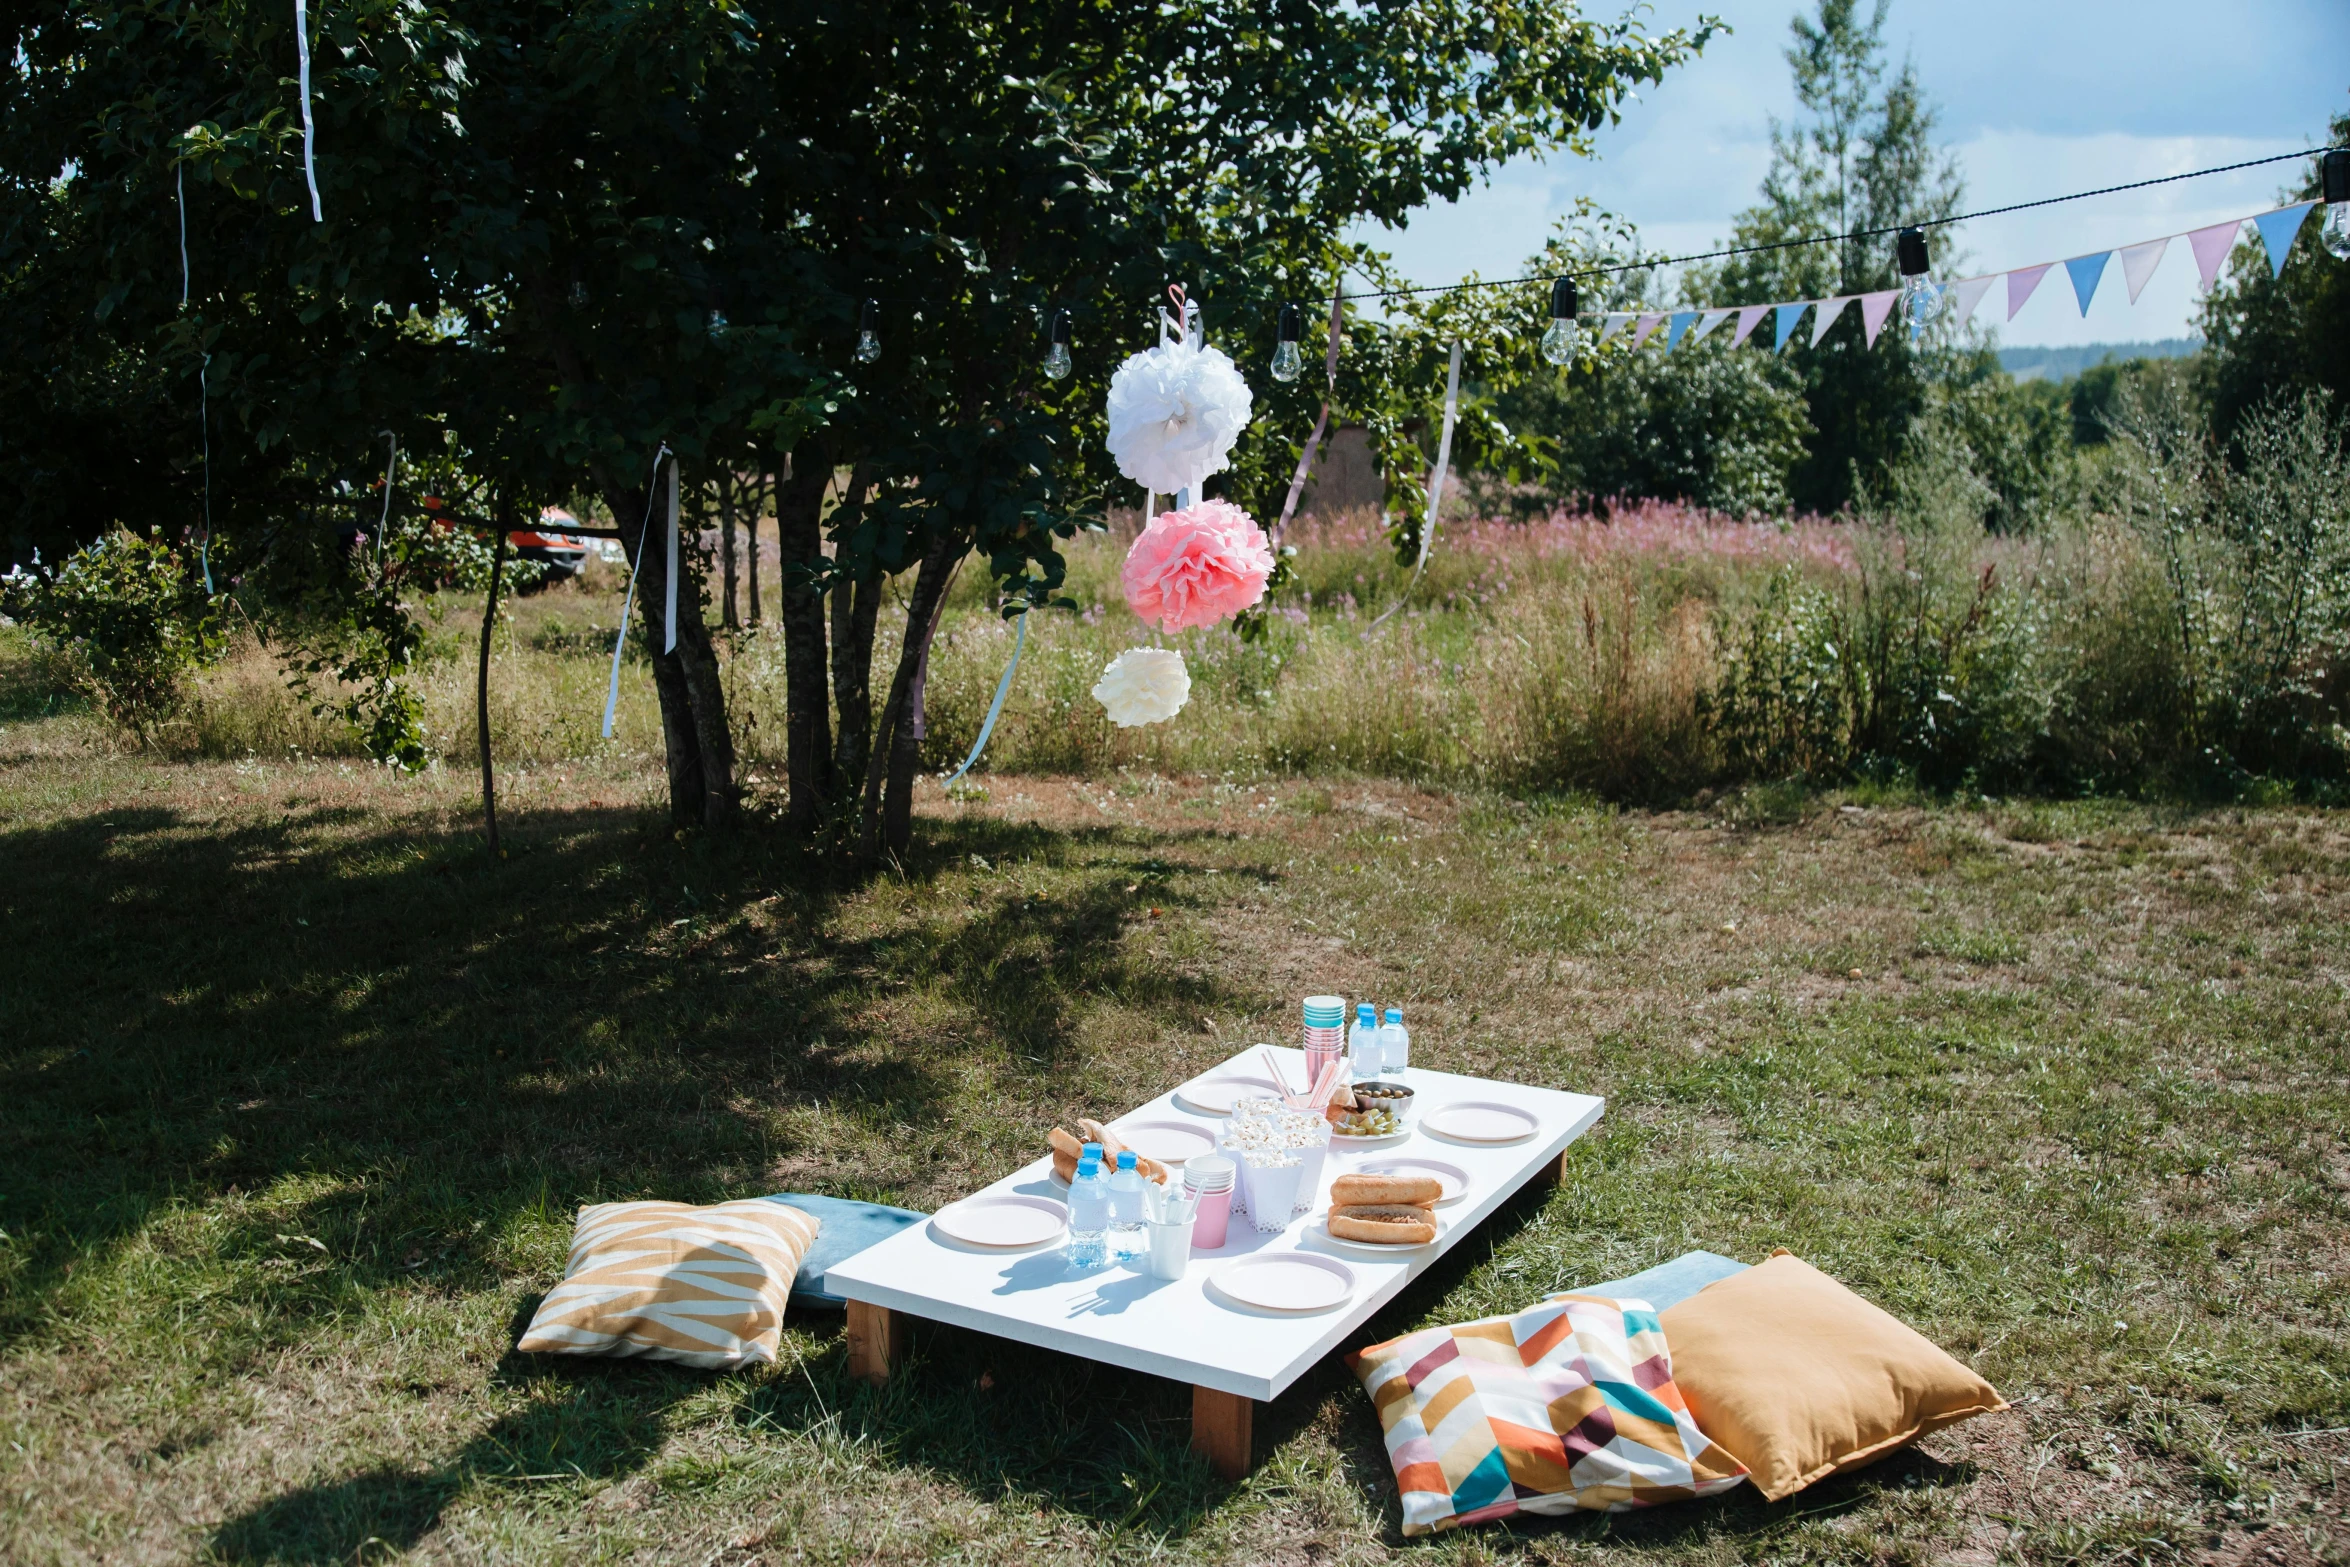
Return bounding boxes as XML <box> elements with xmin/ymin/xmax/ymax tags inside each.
<box><xmin>1219</xmin><ymin>1108</ymin><xmax>1330</xmax><ymax>1153</ymax></box>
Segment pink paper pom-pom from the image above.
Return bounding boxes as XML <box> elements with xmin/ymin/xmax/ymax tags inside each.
<box><xmin>1121</xmin><ymin>500</ymin><xmax>1274</xmax><ymax>632</ymax></box>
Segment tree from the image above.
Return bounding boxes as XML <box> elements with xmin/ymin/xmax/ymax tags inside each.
<box><xmin>1691</xmin><ymin>0</ymin><xmax>1964</xmax><ymax>513</ymax></box>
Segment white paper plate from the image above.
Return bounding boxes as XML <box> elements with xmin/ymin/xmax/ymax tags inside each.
<box><xmin>1313</xmin><ymin>1210</ymin><xmax>1448</xmax><ymax>1255</ymax></box>
<box><xmin>1109</xmin><ymin>1118</ymin><xmax>1219</xmax><ymax>1166</ymax></box>
<box><xmin>1422</xmin><ymin>1100</ymin><xmax>1540</xmax><ymax>1145</ymax></box>
<box><xmin>1208</xmin><ymin>1252</ymin><xmax>1357</xmax><ymax>1313</ymax></box>
<box><xmin>930</xmin><ymin>1194</ymin><xmax>1068</xmax><ymax>1249</ymax></box>
<box><xmin>1173</xmin><ymin>1073</ymin><xmax>1285</xmax><ymax>1117</ymax></box>
<box><xmin>1347</xmin><ymin>1156</ymin><xmax>1471</xmax><ymax>1207</ymax></box>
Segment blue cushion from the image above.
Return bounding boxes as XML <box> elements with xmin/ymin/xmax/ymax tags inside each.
<box><xmin>1574</xmin><ymin>1250</ymin><xmax>1749</xmax><ymax>1312</ymax></box>
<box><xmin>763</xmin><ymin>1193</ymin><xmax>927</xmax><ymax>1309</ymax></box>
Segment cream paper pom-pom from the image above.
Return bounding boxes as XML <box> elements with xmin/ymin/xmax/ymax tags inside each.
<box><xmin>1105</xmin><ymin>339</ymin><xmax>1254</xmax><ymax>495</ymax></box>
<box><xmin>1091</xmin><ymin>647</ymin><xmax>1191</xmax><ymax>728</ymax></box>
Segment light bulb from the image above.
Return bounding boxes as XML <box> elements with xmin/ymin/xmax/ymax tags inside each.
<box><xmin>1270</xmin><ymin>301</ymin><xmax>1304</xmax><ymax>382</ymax></box>
<box><xmin>1043</xmin><ymin>341</ymin><xmax>1072</xmax><ymax>380</ymax></box>
<box><xmin>1901</xmin><ymin>274</ymin><xmax>1943</xmax><ymax>341</ymax></box>
<box><xmin>2324</xmin><ymin>202</ymin><xmax>2350</xmax><ymax>262</ymax></box>
<box><xmin>854</xmin><ymin>298</ymin><xmax>881</xmax><ymax>364</ymax></box>
<box><xmin>1541</xmin><ymin>276</ymin><xmax>1580</xmax><ymax>365</ymax></box>
<box><xmin>1540</xmin><ymin>316</ymin><xmax>1580</xmax><ymax>365</ymax></box>
<box><xmin>1270</xmin><ymin>340</ymin><xmax>1302</xmax><ymax>382</ymax></box>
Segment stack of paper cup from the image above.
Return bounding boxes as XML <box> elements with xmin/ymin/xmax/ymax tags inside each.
<box><xmin>1183</xmin><ymin>1154</ymin><xmax>1236</xmax><ymax>1249</ymax></box>
<box><xmin>1303</xmin><ymin>995</ymin><xmax>1346</xmax><ymax>1084</ymax></box>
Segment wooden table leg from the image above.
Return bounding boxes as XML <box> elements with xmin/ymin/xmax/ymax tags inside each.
<box><xmin>1540</xmin><ymin>1148</ymin><xmax>1569</xmax><ymax>1187</ymax></box>
<box><xmin>1191</xmin><ymin>1385</ymin><xmax>1254</xmax><ymax>1480</ymax></box>
<box><xmin>845</xmin><ymin>1300</ymin><xmax>902</xmax><ymax>1384</ymax></box>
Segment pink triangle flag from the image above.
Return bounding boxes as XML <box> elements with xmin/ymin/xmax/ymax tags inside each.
<box><xmin>1599</xmin><ymin>312</ymin><xmax>1634</xmax><ymax>345</ymax></box>
<box><xmin>2186</xmin><ymin>220</ymin><xmax>2242</xmax><ymax>293</ymax></box>
<box><xmin>1631</xmin><ymin>312</ymin><xmax>1667</xmax><ymax>348</ymax></box>
<box><xmin>1858</xmin><ymin>289</ymin><xmax>1899</xmax><ymax>347</ymax></box>
<box><xmin>1811</xmin><ymin>295</ymin><xmax>1854</xmax><ymax>346</ymax></box>
<box><xmin>2118</xmin><ymin>238</ymin><xmax>2169</xmax><ymax>304</ymax></box>
<box><xmin>1730</xmin><ymin>304</ymin><xmax>1771</xmax><ymax>347</ymax></box>
<box><xmin>1948</xmin><ymin>275</ymin><xmax>1996</xmax><ymax>332</ymax></box>
<box><xmin>2006</xmin><ymin>263</ymin><xmax>2053</xmax><ymax>321</ymax></box>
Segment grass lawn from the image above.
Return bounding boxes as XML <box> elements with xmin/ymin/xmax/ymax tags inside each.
<box><xmin>2</xmin><ymin>698</ymin><xmax>2346</xmax><ymax>1562</ymax></box>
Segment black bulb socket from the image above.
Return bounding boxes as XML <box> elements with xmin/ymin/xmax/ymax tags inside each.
<box><xmin>2323</xmin><ymin>149</ymin><xmax>2350</xmax><ymax>205</ymax></box>
<box><xmin>1896</xmin><ymin>227</ymin><xmax>1930</xmax><ymax>278</ymax></box>
<box><xmin>1277</xmin><ymin>302</ymin><xmax>1301</xmax><ymax>344</ymax></box>
<box><xmin>858</xmin><ymin>298</ymin><xmax>878</xmax><ymax>333</ymax></box>
<box><xmin>1048</xmin><ymin>308</ymin><xmax>1071</xmax><ymax>346</ymax></box>
<box><xmin>1549</xmin><ymin>277</ymin><xmax>1577</xmax><ymax>320</ymax></box>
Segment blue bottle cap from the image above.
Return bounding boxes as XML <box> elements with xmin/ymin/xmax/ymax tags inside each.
<box><xmin>1384</xmin><ymin>1007</ymin><xmax>1402</xmax><ymax>1023</ymax></box>
<box><xmin>1116</xmin><ymin>1149</ymin><xmax>1136</xmax><ymax>1170</ymax></box>
<box><xmin>1081</xmin><ymin>1142</ymin><xmax>1104</xmax><ymax>1159</ymax></box>
<box><xmin>1358</xmin><ymin>1003</ymin><xmax>1376</xmax><ymax>1024</ymax></box>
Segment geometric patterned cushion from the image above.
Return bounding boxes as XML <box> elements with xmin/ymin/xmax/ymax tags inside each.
<box><xmin>516</xmin><ymin>1198</ymin><xmax>820</xmax><ymax>1369</ymax></box>
<box><xmin>1348</xmin><ymin>1292</ymin><xmax>1749</xmax><ymax>1536</ymax></box>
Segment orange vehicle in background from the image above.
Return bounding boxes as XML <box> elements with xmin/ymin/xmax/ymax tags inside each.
<box><xmin>507</xmin><ymin>507</ymin><xmax>591</xmax><ymax>581</ymax></box>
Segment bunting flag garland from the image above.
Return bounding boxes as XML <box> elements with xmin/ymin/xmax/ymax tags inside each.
<box><xmin>2188</xmin><ymin>220</ymin><xmax>2241</xmax><ymax>291</ymax></box>
<box><xmin>2006</xmin><ymin>263</ymin><xmax>2051</xmax><ymax>320</ymax></box>
<box><xmin>1575</xmin><ymin>199</ymin><xmax>2326</xmax><ymax>357</ymax></box>
<box><xmin>1773</xmin><ymin>302</ymin><xmax>1808</xmax><ymax>350</ymax></box>
<box><xmin>2252</xmin><ymin>202</ymin><xmax>2316</xmax><ymax>277</ymax></box>
<box><xmin>1948</xmin><ymin>274</ymin><xmax>1997</xmax><ymax>332</ymax></box>
<box><xmin>2064</xmin><ymin>251</ymin><xmax>2111</xmax><ymax>315</ymax></box>
<box><xmin>1858</xmin><ymin>289</ymin><xmax>1898</xmax><ymax>347</ymax></box>
<box><xmin>2120</xmin><ymin>237</ymin><xmax>2169</xmax><ymax>303</ymax></box>
<box><xmin>1810</xmin><ymin>296</ymin><xmax>1853</xmax><ymax>346</ymax></box>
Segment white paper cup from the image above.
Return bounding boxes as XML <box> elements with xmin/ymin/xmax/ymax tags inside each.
<box><xmin>1146</xmin><ymin>1217</ymin><xmax>1193</xmax><ymax>1280</ymax></box>
<box><xmin>1244</xmin><ymin>1159</ymin><xmax>1304</xmax><ymax>1231</ymax></box>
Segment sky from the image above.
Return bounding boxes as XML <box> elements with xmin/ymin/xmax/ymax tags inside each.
<box><xmin>1365</xmin><ymin>0</ymin><xmax>2350</xmax><ymax>348</ymax></box>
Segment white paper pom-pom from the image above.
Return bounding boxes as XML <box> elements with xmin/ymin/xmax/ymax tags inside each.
<box><xmin>1091</xmin><ymin>647</ymin><xmax>1191</xmax><ymax>727</ymax></box>
<box><xmin>1105</xmin><ymin>340</ymin><xmax>1254</xmax><ymax>495</ymax></box>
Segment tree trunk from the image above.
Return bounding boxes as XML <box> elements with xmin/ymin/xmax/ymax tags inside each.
<box><xmin>865</xmin><ymin>525</ymin><xmax>967</xmax><ymax>859</ymax></box>
<box><xmin>745</xmin><ymin>469</ymin><xmax>764</xmax><ymax>627</ymax></box>
<box><xmin>774</xmin><ymin>441</ymin><xmax>836</xmax><ymax>831</ymax></box>
<box><xmin>828</xmin><ymin>465</ymin><xmax>880</xmax><ymax>804</ymax></box>
<box><xmin>718</xmin><ymin>468</ymin><xmax>740</xmax><ymax>631</ymax></box>
<box><xmin>478</xmin><ymin>512</ymin><xmax>510</xmax><ymax>857</ymax></box>
<box><xmin>594</xmin><ymin>457</ymin><xmax>738</xmax><ymax>828</ymax></box>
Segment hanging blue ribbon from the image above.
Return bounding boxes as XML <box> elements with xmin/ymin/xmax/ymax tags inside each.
<box><xmin>940</xmin><ymin>610</ymin><xmax>1027</xmax><ymax>787</ymax></box>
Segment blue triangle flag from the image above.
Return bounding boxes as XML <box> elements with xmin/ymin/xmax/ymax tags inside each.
<box><xmin>2064</xmin><ymin>252</ymin><xmax>2111</xmax><ymax>316</ymax></box>
<box><xmin>2252</xmin><ymin>203</ymin><xmax>2317</xmax><ymax>278</ymax></box>
<box><xmin>1666</xmin><ymin>310</ymin><xmax>1699</xmax><ymax>352</ymax></box>
<box><xmin>1773</xmin><ymin>302</ymin><xmax>1809</xmax><ymax>351</ymax></box>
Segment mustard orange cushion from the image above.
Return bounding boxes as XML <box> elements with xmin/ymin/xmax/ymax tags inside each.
<box><xmin>1658</xmin><ymin>1251</ymin><xmax>2006</xmax><ymax>1501</ymax></box>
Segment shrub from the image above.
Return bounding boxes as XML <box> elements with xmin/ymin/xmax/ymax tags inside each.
<box><xmin>0</xmin><ymin>528</ymin><xmax>223</xmax><ymax>736</ymax></box>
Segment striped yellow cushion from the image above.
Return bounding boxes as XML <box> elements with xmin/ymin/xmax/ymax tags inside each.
<box><xmin>518</xmin><ymin>1199</ymin><xmax>821</xmax><ymax>1369</ymax></box>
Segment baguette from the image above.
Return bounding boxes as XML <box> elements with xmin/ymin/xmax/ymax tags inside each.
<box><xmin>1047</xmin><ymin>1124</ymin><xmax>1166</xmax><ymax>1184</ymax></box>
<box><xmin>1327</xmin><ymin>1204</ymin><xmax>1437</xmax><ymax>1246</ymax></box>
<box><xmin>1329</xmin><ymin>1172</ymin><xmax>1442</xmax><ymax>1208</ymax></box>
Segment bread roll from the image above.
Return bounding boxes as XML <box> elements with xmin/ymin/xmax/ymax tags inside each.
<box><xmin>1049</xmin><ymin>1123</ymin><xmax>1165</xmax><ymax>1184</ymax></box>
<box><xmin>1330</xmin><ymin>1172</ymin><xmax>1442</xmax><ymax>1208</ymax></box>
<box><xmin>1328</xmin><ymin>1204</ymin><xmax>1437</xmax><ymax>1245</ymax></box>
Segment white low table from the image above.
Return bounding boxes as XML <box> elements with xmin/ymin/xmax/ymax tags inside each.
<box><xmin>824</xmin><ymin>1046</ymin><xmax>1604</xmax><ymax>1477</ymax></box>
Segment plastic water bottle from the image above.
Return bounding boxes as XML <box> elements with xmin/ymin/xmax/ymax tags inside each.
<box><xmin>1108</xmin><ymin>1150</ymin><xmax>1148</xmax><ymax>1259</ymax></box>
<box><xmin>1067</xmin><ymin>1146</ymin><xmax>1110</xmax><ymax>1269</ymax></box>
<box><xmin>1379</xmin><ymin>1007</ymin><xmax>1410</xmax><ymax>1075</ymax></box>
<box><xmin>1350</xmin><ymin>1002</ymin><xmax>1383</xmax><ymax>1079</ymax></box>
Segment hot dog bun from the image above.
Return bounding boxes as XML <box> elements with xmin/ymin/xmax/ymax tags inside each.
<box><xmin>1327</xmin><ymin>1204</ymin><xmax>1437</xmax><ymax>1245</ymax></box>
<box><xmin>1329</xmin><ymin>1172</ymin><xmax>1441</xmax><ymax>1208</ymax></box>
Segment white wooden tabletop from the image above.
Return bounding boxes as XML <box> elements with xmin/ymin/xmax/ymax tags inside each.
<box><xmin>823</xmin><ymin>1045</ymin><xmax>1604</xmax><ymax>1401</ymax></box>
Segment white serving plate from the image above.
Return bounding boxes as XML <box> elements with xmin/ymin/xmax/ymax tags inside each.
<box><xmin>1346</xmin><ymin>1155</ymin><xmax>1471</xmax><ymax>1207</ymax></box>
<box><xmin>1207</xmin><ymin>1251</ymin><xmax>1358</xmax><ymax>1314</ymax></box>
<box><xmin>1109</xmin><ymin>1118</ymin><xmax>1219</xmax><ymax>1166</ymax></box>
<box><xmin>1326</xmin><ymin>1123</ymin><xmax>1411</xmax><ymax>1150</ymax></box>
<box><xmin>1422</xmin><ymin>1099</ymin><xmax>1540</xmax><ymax>1145</ymax></box>
<box><xmin>930</xmin><ymin>1194</ymin><xmax>1067</xmax><ymax>1250</ymax></box>
<box><xmin>1172</xmin><ymin>1073</ymin><xmax>1286</xmax><ymax>1118</ymax></box>
<box><xmin>1312</xmin><ymin>1210</ymin><xmax>1449</xmax><ymax>1256</ymax></box>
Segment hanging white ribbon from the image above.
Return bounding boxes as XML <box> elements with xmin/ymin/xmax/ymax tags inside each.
<box><xmin>1369</xmin><ymin>339</ymin><xmax>1462</xmax><ymax>633</ymax></box>
<box><xmin>603</xmin><ymin>443</ymin><xmax>672</xmax><ymax>739</ymax></box>
<box><xmin>372</xmin><ymin>431</ymin><xmax>397</xmax><ymax>585</ymax></box>
<box><xmin>293</xmin><ymin>0</ymin><xmax>321</xmax><ymax>221</ymax></box>
<box><xmin>939</xmin><ymin>609</ymin><xmax>1028</xmax><ymax>787</ymax></box>
<box><xmin>662</xmin><ymin>453</ymin><xmax>681</xmax><ymax>653</ymax></box>
<box><xmin>1275</xmin><ymin>288</ymin><xmax>1347</xmax><ymax>544</ymax></box>
<box><xmin>175</xmin><ymin>163</ymin><xmax>215</xmax><ymax>592</ymax></box>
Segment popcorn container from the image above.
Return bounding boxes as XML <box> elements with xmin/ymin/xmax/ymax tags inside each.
<box><xmin>1241</xmin><ymin>1155</ymin><xmax>1304</xmax><ymax>1232</ymax></box>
